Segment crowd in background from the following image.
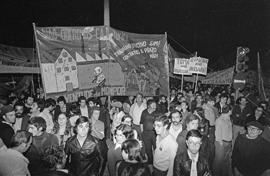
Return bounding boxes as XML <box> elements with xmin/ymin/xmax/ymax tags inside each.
<box><xmin>0</xmin><ymin>83</ymin><xmax>270</xmax><ymax>176</ymax></box>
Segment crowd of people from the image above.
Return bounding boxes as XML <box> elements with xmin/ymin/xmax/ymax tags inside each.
<box><xmin>0</xmin><ymin>84</ymin><xmax>270</xmax><ymax>176</ymax></box>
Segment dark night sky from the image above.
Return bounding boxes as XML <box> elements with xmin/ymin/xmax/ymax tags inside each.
<box><xmin>0</xmin><ymin>0</ymin><xmax>270</xmax><ymax>71</ymax></box>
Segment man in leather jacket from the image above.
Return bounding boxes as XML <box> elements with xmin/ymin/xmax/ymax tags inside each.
<box><xmin>65</xmin><ymin>116</ymin><xmax>103</xmax><ymax>176</ymax></box>
<box><xmin>173</xmin><ymin>130</ymin><xmax>211</xmax><ymax>176</ymax></box>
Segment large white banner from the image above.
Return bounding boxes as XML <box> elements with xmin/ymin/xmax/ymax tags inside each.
<box><xmin>188</xmin><ymin>57</ymin><xmax>208</xmax><ymax>75</ymax></box>
<box><xmin>174</xmin><ymin>58</ymin><xmax>192</xmax><ymax>75</ymax></box>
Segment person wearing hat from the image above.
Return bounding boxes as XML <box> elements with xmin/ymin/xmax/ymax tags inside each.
<box><xmin>232</xmin><ymin>121</ymin><xmax>270</xmax><ymax>176</ymax></box>
<box><xmin>0</xmin><ymin>105</ymin><xmax>16</xmax><ymax>147</ymax></box>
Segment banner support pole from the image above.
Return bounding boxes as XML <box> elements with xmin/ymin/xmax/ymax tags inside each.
<box><xmin>181</xmin><ymin>74</ymin><xmax>184</xmax><ymax>93</ymax></box>
<box><xmin>194</xmin><ymin>73</ymin><xmax>199</xmax><ymax>93</ymax></box>
<box><xmin>32</xmin><ymin>23</ymin><xmax>47</xmax><ymax>99</ymax></box>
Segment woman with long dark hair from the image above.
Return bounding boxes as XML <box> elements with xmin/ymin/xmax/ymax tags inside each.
<box><xmin>116</xmin><ymin>139</ymin><xmax>151</xmax><ymax>176</ymax></box>
<box><xmin>52</xmin><ymin>113</ymin><xmax>71</xmax><ymax>148</ymax></box>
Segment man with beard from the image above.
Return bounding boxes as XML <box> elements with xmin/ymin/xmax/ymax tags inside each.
<box><xmin>168</xmin><ymin>110</ymin><xmax>183</xmax><ymax>140</ymax></box>
<box><xmin>13</xmin><ymin>101</ymin><xmax>30</xmax><ymax>132</ymax></box>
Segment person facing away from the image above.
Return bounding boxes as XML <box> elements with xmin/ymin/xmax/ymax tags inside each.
<box><xmin>116</xmin><ymin>139</ymin><xmax>151</xmax><ymax>176</ymax></box>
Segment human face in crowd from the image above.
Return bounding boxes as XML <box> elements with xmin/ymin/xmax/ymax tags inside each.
<box><xmin>77</xmin><ymin>122</ymin><xmax>90</xmax><ymax>138</ymax></box>
<box><xmin>122</xmin><ymin>117</ymin><xmax>132</xmax><ymax>126</ymax></box>
<box><xmin>80</xmin><ymin>99</ymin><xmax>87</xmax><ymax>108</ymax></box>
<box><xmin>26</xmin><ymin>97</ymin><xmax>34</xmax><ymax>106</ymax></box>
<box><xmin>186</xmin><ymin>136</ymin><xmax>202</xmax><ymax>154</ymax></box>
<box><xmin>15</xmin><ymin>105</ymin><xmax>24</xmax><ymax>117</ymax></box>
<box><xmin>28</xmin><ymin>124</ymin><xmax>43</xmax><ymax>136</ymax></box>
<box><xmin>220</xmin><ymin>97</ymin><xmax>227</xmax><ymax>104</ymax></box>
<box><xmin>240</xmin><ymin>97</ymin><xmax>247</xmax><ymax>106</ymax></box>
<box><xmin>58</xmin><ymin>114</ymin><xmax>67</xmax><ymax>127</ymax></box>
<box><xmin>92</xmin><ymin>110</ymin><xmax>100</xmax><ymax>121</ymax></box>
<box><xmin>58</xmin><ymin>101</ymin><xmax>65</xmax><ymax>108</ymax></box>
<box><xmin>154</xmin><ymin>121</ymin><xmax>167</xmax><ymax>135</ymax></box>
<box><xmin>247</xmin><ymin>125</ymin><xmax>262</xmax><ymax>139</ymax></box>
<box><xmin>171</xmin><ymin>112</ymin><xmax>182</xmax><ymax>126</ymax></box>
<box><xmin>196</xmin><ymin>95</ymin><xmax>203</xmax><ymax>104</ymax></box>
<box><xmin>255</xmin><ymin>107</ymin><xmax>263</xmax><ymax>118</ymax></box>
<box><xmin>161</xmin><ymin>96</ymin><xmax>166</xmax><ymax>103</ymax></box>
<box><xmin>115</xmin><ymin>130</ymin><xmax>127</xmax><ymax>144</ymax></box>
<box><xmin>136</xmin><ymin>94</ymin><xmax>143</xmax><ymax>104</ymax></box>
<box><xmin>31</xmin><ymin>102</ymin><xmax>39</xmax><ymax>113</ymax></box>
<box><xmin>180</xmin><ymin>102</ymin><xmax>188</xmax><ymax>111</ymax></box>
<box><xmin>186</xmin><ymin>120</ymin><xmax>199</xmax><ymax>131</ymax></box>
<box><xmin>128</xmin><ymin>96</ymin><xmax>134</xmax><ymax>102</ymax></box>
<box><xmin>208</xmin><ymin>100</ymin><xmax>215</xmax><ymax>107</ymax></box>
<box><xmin>4</xmin><ymin>111</ymin><xmax>16</xmax><ymax>124</ymax></box>
<box><xmin>148</xmin><ymin>102</ymin><xmax>156</xmax><ymax>113</ymax></box>
<box><xmin>123</xmin><ymin>103</ymin><xmax>131</xmax><ymax>114</ymax></box>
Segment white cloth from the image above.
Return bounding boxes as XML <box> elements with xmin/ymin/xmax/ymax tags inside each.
<box><xmin>80</xmin><ymin>106</ymin><xmax>89</xmax><ymax>117</ymax></box>
<box><xmin>154</xmin><ymin>134</ymin><xmax>178</xmax><ymax>176</ymax></box>
<box><xmin>187</xmin><ymin>150</ymin><xmax>199</xmax><ymax>176</ymax></box>
<box><xmin>129</xmin><ymin>102</ymin><xmax>146</xmax><ymax>125</ymax></box>
<box><xmin>169</xmin><ymin>125</ymin><xmax>182</xmax><ymax>140</ymax></box>
<box><xmin>39</xmin><ymin>109</ymin><xmax>54</xmax><ymax>133</ymax></box>
<box><xmin>0</xmin><ymin>148</ymin><xmax>31</xmax><ymax>176</ymax></box>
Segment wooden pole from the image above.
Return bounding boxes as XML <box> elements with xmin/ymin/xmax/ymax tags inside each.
<box><xmin>181</xmin><ymin>74</ymin><xmax>184</xmax><ymax>92</ymax></box>
<box><xmin>32</xmin><ymin>23</ymin><xmax>47</xmax><ymax>99</ymax></box>
<box><xmin>194</xmin><ymin>73</ymin><xmax>199</xmax><ymax>93</ymax></box>
<box><xmin>104</xmin><ymin>0</ymin><xmax>110</xmax><ymax>26</ymax></box>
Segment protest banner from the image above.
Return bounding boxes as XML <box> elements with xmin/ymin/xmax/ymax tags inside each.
<box><xmin>188</xmin><ymin>57</ymin><xmax>208</xmax><ymax>75</ymax></box>
<box><xmin>173</xmin><ymin>58</ymin><xmax>191</xmax><ymax>92</ymax></box>
<box><xmin>201</xmin><ymin>66</ymin><xmax>234</xmax><ymax>85</ymax></box>
<box><xmin>33</xmin><ymin>25</ymin><xmax>169</xmax><ymax>102</ymax></box>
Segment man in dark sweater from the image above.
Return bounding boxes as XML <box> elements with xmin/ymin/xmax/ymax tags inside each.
<box><xmin>26</xmin><ymin>116</ymin><xmax>59</xmax><ymax>175</ymax></box>
<box><xmin>0</xmin><ymin>105</ymin><xmax>16</xmax><ymax>147</ymax></box>
<box><xmin>232</xmin><ymin>121</ymin><xmax>270</xmax><ymax>176</ymax></box>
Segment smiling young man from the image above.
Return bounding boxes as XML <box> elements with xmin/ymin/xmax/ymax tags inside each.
<box><xmin>153</xmin><ymin>115</ymin><xmax>178</xmax><ymax>176</ymax></box>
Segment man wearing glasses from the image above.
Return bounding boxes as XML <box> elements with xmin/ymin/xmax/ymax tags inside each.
<box><xmin>232</xmin><ymin>121</ymin><xmax>270</xmax><ymax>176</ymax></box>
<box><xmin>173</xmin><ymin>129</ymin><xmax>211</xmax><ymax>176</ymax></box>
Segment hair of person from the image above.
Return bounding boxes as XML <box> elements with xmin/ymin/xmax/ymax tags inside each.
<box><xmin>10</xmin><ymin>130</ymin><xmax>32</xmax><ymax>148</ymax></box>
<box><xmin>169</xmin><ymin>110</ymin><xmax>182</xmax><ymax>120</ymax></box>
<box><xmin>115</xmin><ymin>124</ymin><xmax>134</xmax><ymax>139</ymax></box>
<box><xmin>8</xmin><ymin>96</ymin><xmax>18</xmax><ymax>105</ymax></box>
<box><xmin>25</xmin><ymin>94</ymin><xmax>34</xmax><ymax>99</ymax></box>
<box><xmin>45</xmin><ymin>98</ymin><xmax>56</xmax><ymax>108</ymax></box>
<box><xmin>57</xmin><ymin>96</ymin><xmax>66</xmax><ymax>104</ymax></box>
<box><xmin>52</xmin><ymin>113</ymin><xmax>71</xmax><ymax>135</ymax></box>
<box><xmin>29</xmin><ymin>116</ymin><xmax>47</xmax><ymax>132</ymax></box>
<box><xmin>147</xmin><ymin>99</ymin><xmax>156</xmax><ymax>107</ymax></box>
<box><xmin>185</xmin><ymin>114</ymin><xmax>200</xmax><ymax>125</ymax></box>
<box><xmin>221</xmin><ymin>105</ymin><xmax>232</xmax><ymax>114</ymax></box>
<box><xmin>121</xmin><ymin>115</ymin><xmax>133</xmax><ymax>123</ymax></box>
<box><xmin>136</xmin><ymin>92</ymin><xmax>144</xmax><ymax>98</ymax></box>
<box><xmin>78</xmin><ymin>96</ymin><xmax>86</xmax><ymax>103</ymax></box>
<box><xmin>121</xmin><ymin>139</ymin><xmax>143</xmax><ymax>163</ymax></box>
<box><xmin>36</xmin><ymin>99</ymin><xmax>45</xmax><ymax>112</ymax></box>
<box><xmin>42</xmin><ymin>145</ymin><xmax>66</xmax><ymax>170</ymax></box>
<box><xmin>220</xmin><ymin>93</ymin><xmax>228</xmax><ymax>99</ymax></box>
<box><xmin>154</xmin><ymin>115</ymin><xmax>171</xmax><ymax>129</ymax></box>
<box><xmin>87</xmin><ymin>97</ymin><xmax>96</xmax><ymax>104</ymax></box>
<box><xmin>236</xmin><ymin>96</ymin><xmax>246</xmax><ymax>105</ymax></box>
<box><xmin>73</xmin><ymin>116</ymin><xmax>91</xmax><ymax>135</ymax></box>
<box><xmin>186</xmin><ymin>129</ymin><xmax>202</xmax><ymax>140</ymax></box>
<box><xmin>14</xmin><ymin>101</ymin><xmax>25</xmax><ymax>108</ymax></box>
<box><xmin>69</xmin><ymin>104</ymin><xmax>81</xmax><ymax>115</ymax></box>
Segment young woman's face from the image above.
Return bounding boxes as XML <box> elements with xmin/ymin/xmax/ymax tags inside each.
<box><xmin>77</xmin><ymin>122</ymin><xmax>90</xmax><ymax>137</ymax></box>
<box><xmin>58</xmin><ymin>114</ymin><xmax>67</xmax><ymax>126</ymax></box>
<box><xmin>92</xmin><ymin>110</ymin><xmax>100</xmax><ymax>121</ymax></box>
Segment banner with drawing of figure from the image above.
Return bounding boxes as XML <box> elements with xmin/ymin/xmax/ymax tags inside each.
<box><xmin>34</xmin><ymin>26</ymin><xmax>169</xmax><ymax>102</ymax></box>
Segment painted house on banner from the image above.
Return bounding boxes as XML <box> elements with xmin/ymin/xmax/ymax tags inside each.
<box><xmin>55</xmin><ymin>49</ymin><xmax>79</xmax><ymax>92</ymax></box>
